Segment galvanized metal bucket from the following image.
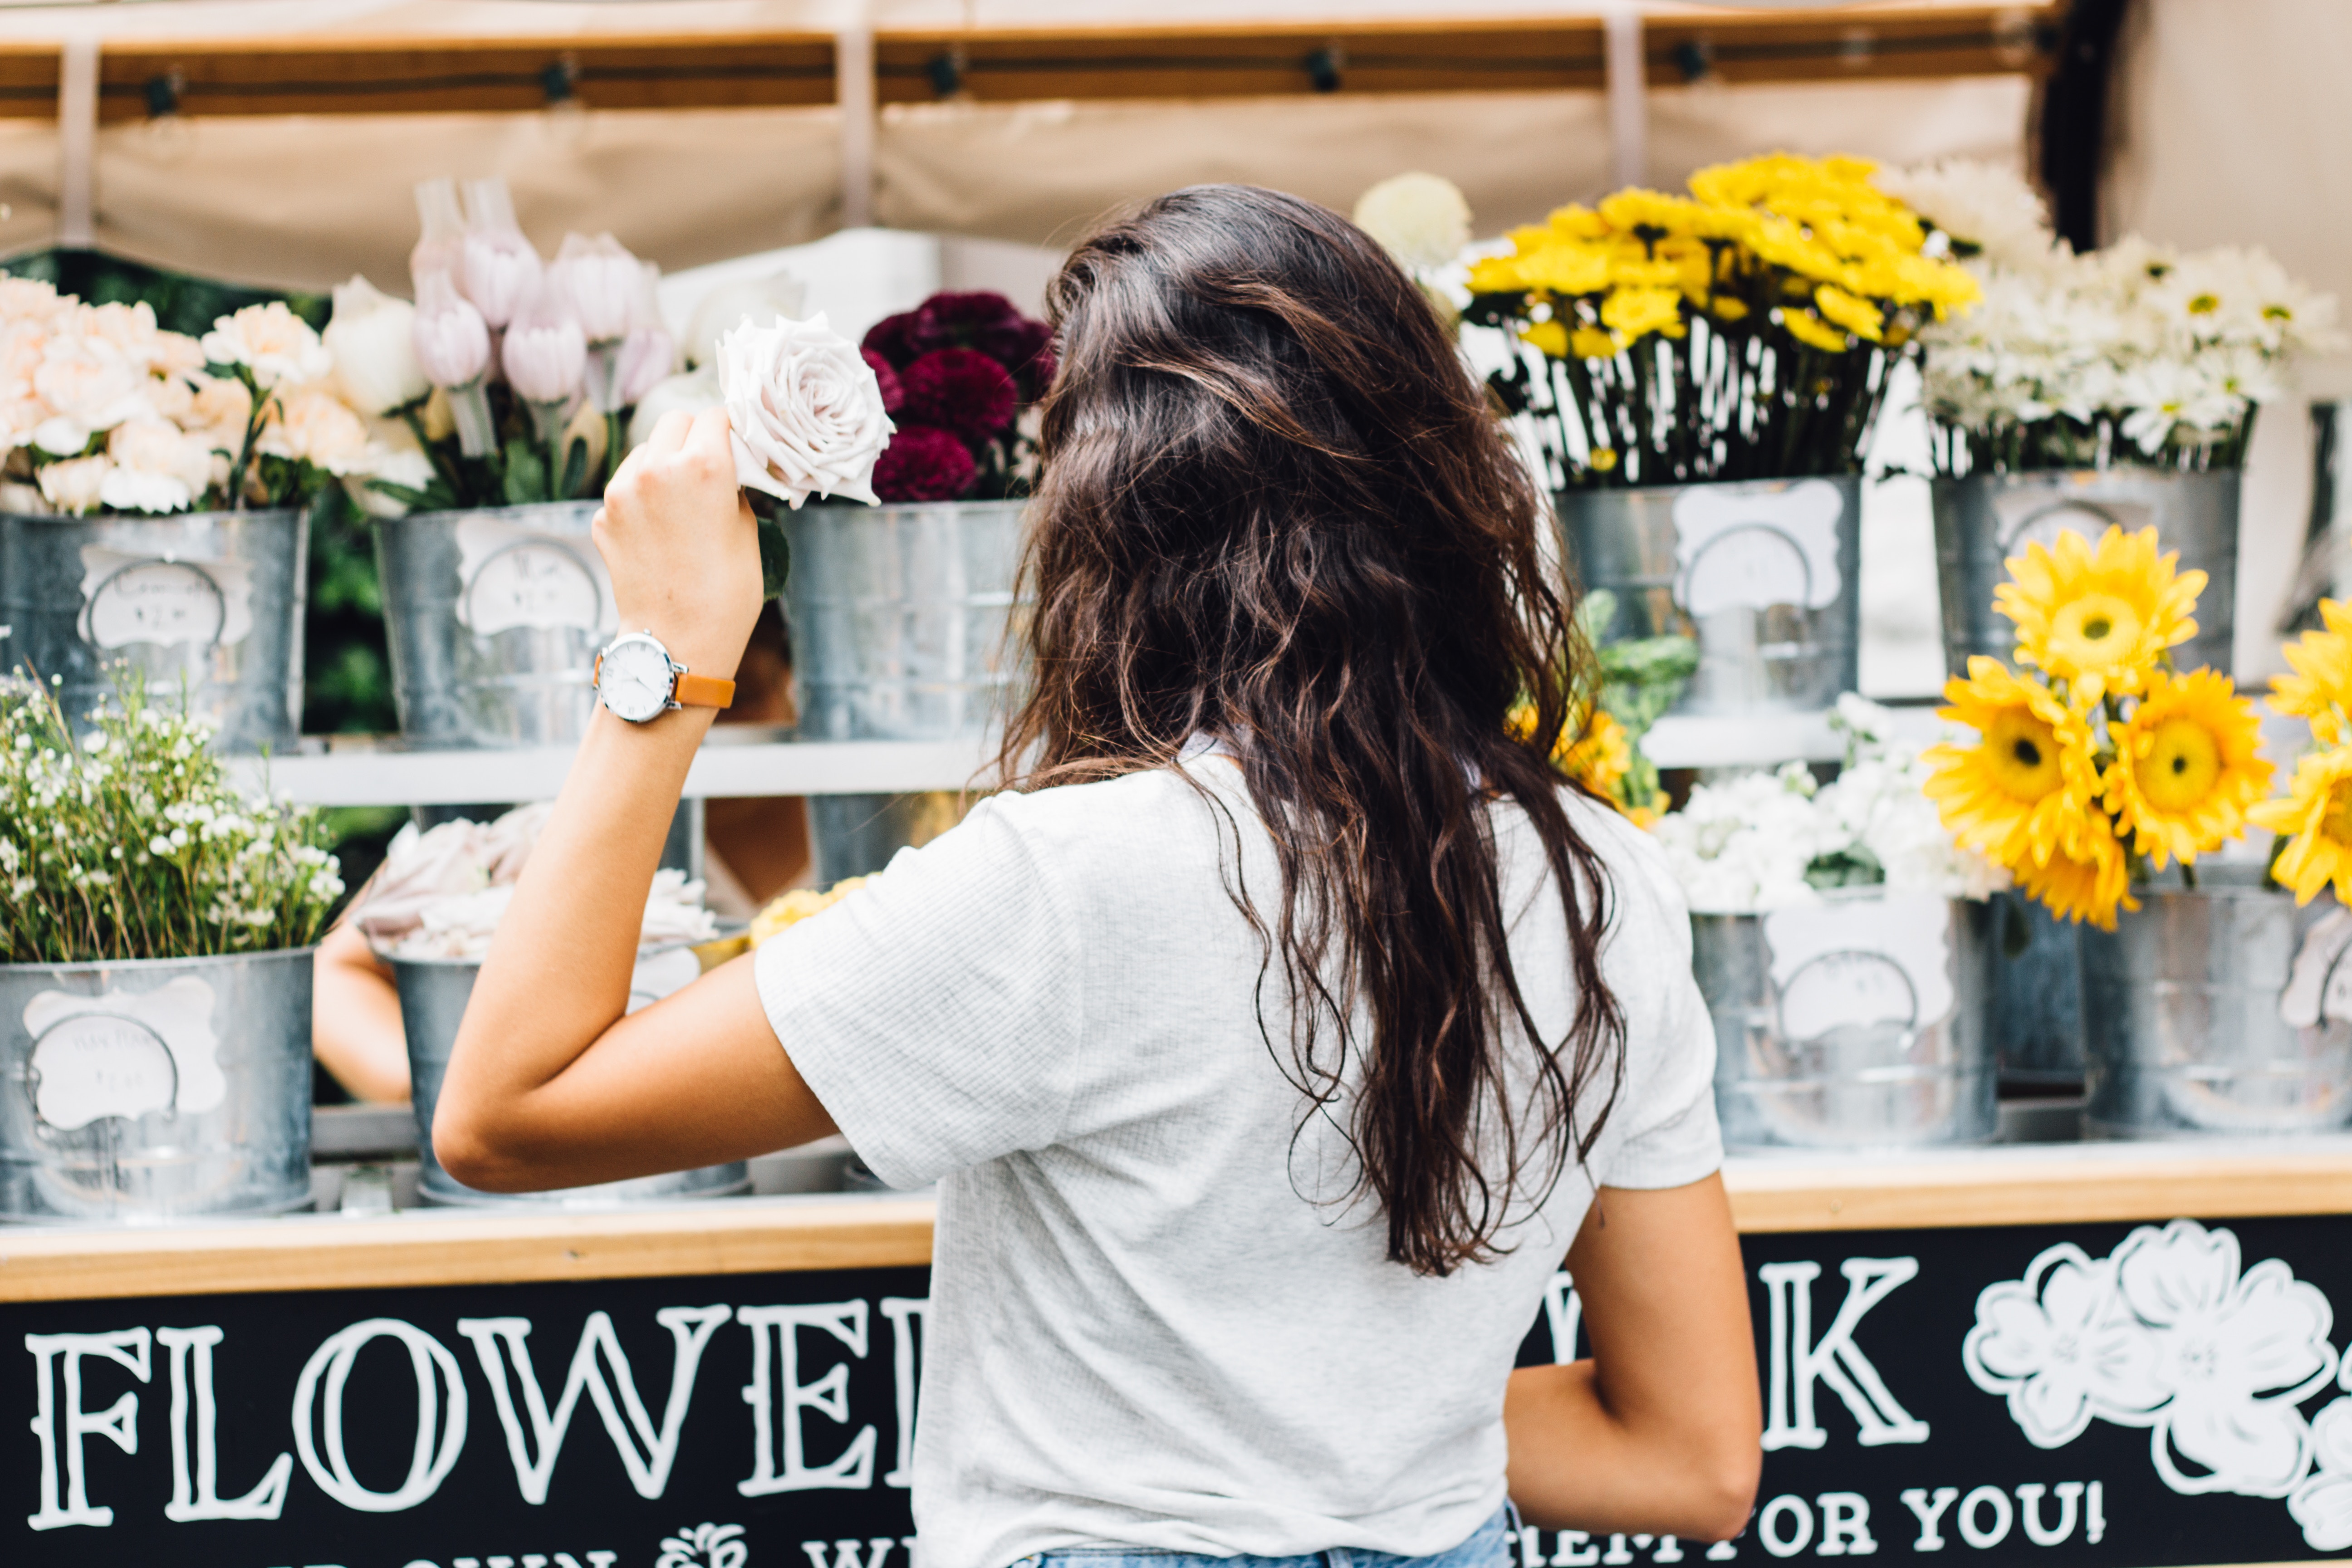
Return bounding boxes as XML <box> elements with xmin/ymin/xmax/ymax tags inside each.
<box><xmin>784</xmin><ymin>499</ymin><xmax>1023</xmax><ymax>877</ymax></box>
<box><xmin>2080</xmin><ymin>868</ymin><xmax>2352</xmax><ymax>1136</ymax></box>
<box><xmin>1696</xmin><ymin>891</ymin><xmax>1998</xmax><ymax>1150</ymax></box>
<box><xmin>1932</xmin><ymin>469</ymin><xmax>2239</xmax><ymax>679</ymax></box>
<box><xmin>1988</xmin><ymin>891</ymin><xmax>2087</xmax><ymax>1086</ymax></box>
<box><xmin>1558</xmin><ymin>475</ymin><xmax>1861</xmax><ymax>715</ymax></box>
<box><xmin>0</xmin><ymin>508</ymin><xmax>308</xmax><ymax>753</ymax></box>
<box><xmin>0</xmin><ymin>949</ymin><xmax>314</xmax><ymax>1222</ymax></box>
<box><xmin>375</xmin><ymin>502</ymin><xmax>614</xmax><ymax>746</ymax></box>
<box><xmin>389</xmin><ymin>950</ymin><xmax>747</xmax><ymax>1205</ymax></box>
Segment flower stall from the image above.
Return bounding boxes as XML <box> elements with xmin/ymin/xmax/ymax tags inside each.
<box><xmin>10</xmin><ymin>8</ymin><xmax>2352</xmax><ymax>1568</ymax></box>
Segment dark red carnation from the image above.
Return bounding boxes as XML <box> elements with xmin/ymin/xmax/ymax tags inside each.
<box><xmin>909</xmin><ymin>291</ymin><xmax>1024</xmax><ymax>357</ymax></box>
<box><xmin>872</xmin><ymin>425</ymin><xmax>977</xmax><ymax>504</ymax></box>
<box><xmin>861</xmin><ymin>348</ymin><xmax>904</xmax><ymax>413</ymax></box>
<box><xmin>862</xmin><ymin>310</ymin><xmax>921</xmax><ymax>368</ymax></box>
<box><xmin>1009</xmin><ymin>318</ymin><xmax>1057</xmax><ymax>398</ymax></box>
<box><xmin>897</xmin><ymin>348</ymin><xmax>1017</xmax><ymax>443</ymax></box>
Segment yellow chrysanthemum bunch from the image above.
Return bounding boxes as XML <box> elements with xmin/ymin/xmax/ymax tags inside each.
<box><xmin>1924</xmin><ymin>524</ymin><xmax>2269</xmax><ymax>928</ymax></box>
<box><xmin>1466</xmin><ymin>152</ymin><xmax>1979</xmax><ymax>489</ymax></box>
<box><xmin>1509</xmin><ymin>700</ymin><xmax>1636</xmax><ymax>817</ymax></box>
<box><xmin>2251</xmin><ymin>601</ymin><xmax>2352</xmax><ymax>905</ymax></box>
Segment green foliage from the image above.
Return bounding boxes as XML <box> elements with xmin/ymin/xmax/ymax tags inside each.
<box><xmin>0</xmin><ymin>669</ymin><xmax>344</xmax><ymax>961</ymax></box>
<box><xmin>5</xmin><ymin>247</ymin><xmax>328</xmax><ymax>336</ymax></box>
<box><xmin>301</xmin><ymin>483</ymin><xmax>397</xmax><ymax>736</ymax></box>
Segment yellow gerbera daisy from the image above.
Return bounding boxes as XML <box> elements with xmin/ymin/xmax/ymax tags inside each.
<box><xmin>2013</xmin><ymin>815</ymin><xmax>2136</xmax><ymax>930</ymax></box>
<box><xmin>1995</xmin><ymin>525</ymin><xmax>2205</xmax><ymax>704</ymax></box>
<box><xmin>1922</xmin><ymin>658</ymin><xmax>2101</xmax><ymax>871</ymax></box>
<box><xmin>2250</xmin><ymin>745</ymin><xmax>2352</xmax><ymax>906</ymax></box>
<box><xmin>2271</xmin><ymin>597</ymin><xmax>2352</xmax><ymax>745</ymax></box>
<box><xmin>2104</xmin><ymin>668</ymin><xmax>2272</xmax><ymax>869</ymax></box>
<box><xmin>1779</xmin><ymin>308</ymin><xmax>1850</xmax><ymax>354</ymax></box>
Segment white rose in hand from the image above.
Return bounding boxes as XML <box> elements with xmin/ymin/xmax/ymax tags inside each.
<box><xmin>718</xmin><ymin>313</ymin><xmax>892</xmax><ymax>509</ymax></box>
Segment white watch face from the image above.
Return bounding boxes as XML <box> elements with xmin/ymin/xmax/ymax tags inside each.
<box><xmin>598</xmin><ymin>637</ymin><xmax>675</xmax><ymax>723</ymax></box>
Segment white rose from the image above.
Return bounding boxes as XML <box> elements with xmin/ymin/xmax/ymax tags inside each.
<box><xmin>37</xmin><ymin>454</ymin><xmax>111</xmax><ymax>514</ymax></box>
<box><xmin>718</xmin><ymin>312</ymin><xmax>892</xmax><ymax>509</ymax></box>
<box><xmin>323</xmin><ymin>275</ymin><xmax>429</xmax><ymax>416</ymax></box>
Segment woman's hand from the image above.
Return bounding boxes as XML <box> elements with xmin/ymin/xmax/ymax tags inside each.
<box><xmin>593</xmin><ymin>404</ymin><xmax>765</xmax><ymax>681</ymax></box>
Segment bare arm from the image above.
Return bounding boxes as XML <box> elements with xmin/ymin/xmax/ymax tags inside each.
<box><xmin>431</xmin><ymin>408</ymin><xmax>836</xmax><ymax>1192</ymax></box>
<box><xmin>1506</xmin><ymin>1174</ymin><xmax>1761</xmax><ymax>1541</ymax></box>
<box><xmin>311</xmin><ymin>916</ymin><xmax>412</xmax><ymax>1103</ymax></box>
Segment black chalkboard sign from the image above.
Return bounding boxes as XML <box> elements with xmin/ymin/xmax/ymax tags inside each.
<box><xmin>8</xmin><ymin>1214</ymin><xmax>2352</xmax><ymax>1568</ymax></box>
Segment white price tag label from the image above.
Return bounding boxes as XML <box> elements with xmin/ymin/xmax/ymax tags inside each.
<box><xmin>1763</xmin><ymin>894</ymin><xmax>1954</xmax><ymax>1044</ymax></box>
<box><xmin>454</xmin><ymin>515</ymin><xmax>614</xmax><ymax>638</ymax></box>
<box><xmin>27</xmin><ymin>1012</ymin><xmax>176</xmax><ymax>1130</ymax></box>
<box><xmin>75</xmin><ymin>549</ymin><xmax>254</xmax><ymax>652</ymax></box>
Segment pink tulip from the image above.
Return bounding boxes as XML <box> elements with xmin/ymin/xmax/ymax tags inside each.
<box><xmin>410</xmin><ymin>271</ymin><xmax>490</xmax><ymax>388</ymax></box>
<box><xmin>458</xmin><ymin>177</ymin><xmax>542</xmax><ymax>330</ymax></box>
<box><xmin>549</xmin><ymin>233</ymin><xmax>639</xmax><ymax>344</ymax></box>
<box><xmin>502</xmin><ymin>277</ymin><xmax>587</xmax><ymax>436</ymax></box>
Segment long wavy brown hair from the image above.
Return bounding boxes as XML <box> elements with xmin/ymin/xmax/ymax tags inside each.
<box><xmin>998</xmin><ymin>184</ymin><xmax>1626</xmax><ymax>1277</ymax></box>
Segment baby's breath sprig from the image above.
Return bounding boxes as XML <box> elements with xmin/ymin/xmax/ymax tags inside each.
<box><xmin>0</xmin><ymin>666</ymin><xmax>342</xmax><ymax>963</ymax></box>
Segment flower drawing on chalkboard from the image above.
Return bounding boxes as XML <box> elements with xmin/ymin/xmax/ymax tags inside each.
<box><xmin>2289</xmin><ymin>1397</ymin><xmax>2352</xmax><ymax>1550</ymax></box>
<box><xmin>1966</xmin><ymin>1219</ymin><xmax>2341</xmax><ymax>1510</ymax></box>
<box><xmin>1963</xmin><ymin>1242</ymin><xmax>2166</xmax><ymax>1445</ymax></box>
<box><xmin>656</xmin><ymin>1522</ymin><xmax>747</xmax><ymax>1568</ymax></box>
<box><xmin>2117</xmin><ymin>1220</ymin><xmax>2337</xmax><ymax>1498</ymax></box>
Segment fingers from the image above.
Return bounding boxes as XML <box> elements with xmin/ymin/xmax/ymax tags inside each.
<box><xmin>646</xmin><ymin>407</ymin><xmax>698</xmax><ymax>456</ymax></box>
<box><xmin>685</xmin><ymin>405</ymin><xmax>737</xmax><ymax>472</ymax></box>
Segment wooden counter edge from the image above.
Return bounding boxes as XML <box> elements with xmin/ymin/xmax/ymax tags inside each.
<box><xmin>1727</xmin><ymin>1148</ymin><xmax>2352</xmax><ymax>1232</ymax></box>
<box><xmin>0</xmin><ymin>1196</ymin><xmax>936</xmax><ymax>1303</ymax></box>
<box><xmin>6</xmin><ymin>1148</ymin><xmax>2352</xmax><ymax>1301</ymax></box>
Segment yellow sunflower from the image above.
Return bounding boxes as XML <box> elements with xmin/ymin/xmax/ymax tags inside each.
<box><xmin>2012</xmin><ymin>815</ymin><xmax>2137</xmax><ymax>930</ymax></box>
<box><xmin>2104</xmin><ymin>668</ymin><xmax>2272</xmax><ymax>869</ymax></box>
<box><xmin>1995</xmin><ymin>525</ymin><xmax>2205</xmax><ymax>704</ymax></box>
<box><xmin>2251</xmin><ymin>745</ymin><xmax>2352</xmax><ymax>906</ymax></box>
<box><xmin>1922</xmin><ymin>657</ymin><xmax>2101</xmax><ymax>871</ymax></box>
<box><xmin>2272</xmin><ymin>597</ymin><xmax>2352</xmax><ymax>745</ymax></box>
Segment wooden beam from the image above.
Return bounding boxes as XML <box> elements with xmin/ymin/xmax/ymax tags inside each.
<box><xmin>0</xmin><ymin>7</ymin><xmax>2060</xmax><ymax>122</ymax></box>
<box><xmin>88</xmin><ymin>35</ymin><xmax>836</xmax><ymax>123</ymax></box>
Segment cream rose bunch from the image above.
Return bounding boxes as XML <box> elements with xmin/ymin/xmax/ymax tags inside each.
<box><xmin>718</xmin><ymin>312</ymin><xmax>893</xmax><ymax>509</ymax></box>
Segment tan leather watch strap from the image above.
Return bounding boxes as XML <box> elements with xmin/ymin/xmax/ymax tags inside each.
<box><xmin>671</xmin><ymin>670</ymin><xmax>735</xmax><ymax>710</ymax></box>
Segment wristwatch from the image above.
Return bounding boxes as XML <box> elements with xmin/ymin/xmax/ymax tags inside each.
<box><xmin>593</xmin><ymin>631</ymin><xmax>735</xmax><ymax>724</ymax></box>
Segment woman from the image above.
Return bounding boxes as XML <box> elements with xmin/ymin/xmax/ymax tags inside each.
<box><xmin>435</xmin><ymin>185</ymin><xmax>1760</xmax><ymax>1568</ymax></box>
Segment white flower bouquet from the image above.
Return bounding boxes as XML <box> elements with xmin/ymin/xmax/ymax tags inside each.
<box><xmin>1882</xmin><ymin>161</ymin><xmax>2341</xmax><ymax>473</ymax></box>
<box><xmin>0</xmin><ymin>669</ymin><xmax>343</xmax><ymax>961</ymax></box>
<box><xmin>0</xmin><ymin>276</ymin><xmax>396</xmax><ymax>517</ymax></box>
<box><xmin>1651</xmin><ymin>696</ymin><xmax>2009</xmax><ymax>913</ymax></box>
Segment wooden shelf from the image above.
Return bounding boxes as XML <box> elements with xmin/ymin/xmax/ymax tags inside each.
<box><xmin>8</xmin><ymin>1140</ymin><xmax>2350</xmax><ymax>1304</ymax></box>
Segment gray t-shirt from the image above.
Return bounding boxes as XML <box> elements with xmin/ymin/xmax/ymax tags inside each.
<box><xmin>754</xmin><ymin>763</ymin><xmax>1720</xmax><ymax>1568</ymax></box>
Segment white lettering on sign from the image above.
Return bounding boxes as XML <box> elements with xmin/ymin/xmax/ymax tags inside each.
<box><xmin>456</xmin><ymin>517</ymin><xmax>612</xmax><ymax>638</ymax></box>
<box><xmin>291</xmin><ymin>1319</ymin><xmax>468</xmax><ymax>1512</ymax></box>
<box><xmin>76</xmin><ymin>546</ymin><xmax>254</xmax><ymax>651</ymax></box>
<box><xmin>1757</xmin><ymin>1496</ymin><xmax>1813</xmax><ymax>1558</ymax></box>
<box><xmin>1759</xmin><ymin>1259</ymin><xmax>1930</xmax><ymax>1450</ymax></box>
<box><xmin>737</xmin><ymin>1302</ymin><xmax>877</xmax><ymax>1494</ymax></box>
<box><xmin>877</xmin><ymin>1298</ymin><xmax>926</xmax><ymax>1489</ymax></box>
<box><xmin>801</xmin><ymin>1539</ymin><xmax>905</xmax><ymax>1568</ymax></box>
<box><xmin>1898</xmin><ymin>1487</ymin><xmax>1958</xmax><ymax>1550</ymax></box>
<box><xmin>1764</xmin><ymin>897</ymin><xmax>1953</xmax><ymax>1044</ymax></box>
<box><xmin>457</xmin><ymin>1306</ymin><xmax>730</xmax><ymax>1503</ymax></box>
<box><xmin>25</xmin><ymin>1327</ymin><xmax>150</xmax><ymax>1529</ymax></box>
<box><xmin>1671</xmin><ymin>480</ymin><xmax>1845</xmax><ymax>617</ymax></box>
<box><xmin>1815</xmin><ymin>1494</ymin><xmax>1876</xmax><ymax>1556</ymax></box>
<box><xmin>158</xmin><ymin>1325</ymin><xmax>290</xmax><ymax>1520</ymax></box>
<box><xmin>1955</xmin><ymin>1486</ymin><xmax>2011</xmax><ymax>1548</ymax></box>
<box><xmin>1544</xmin><ymin>1273</ymin><xmax>1584</xmax><ymax>1364</ymax></box>
<box><xmin>24</xmin><ymin>976</ymin><xmax>225</xmax><ymax>1130</ymax></box>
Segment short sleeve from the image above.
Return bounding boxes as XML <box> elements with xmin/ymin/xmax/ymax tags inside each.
<box><xmin>753</xmin><ymin>798</ymin><xmax>1083</xmax><ymax>1190</ymax></box>
<box><xmin>1598</xmin><ymin>847</ymin><xmax>1725</xmax><ymax>1191</ymax></box>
